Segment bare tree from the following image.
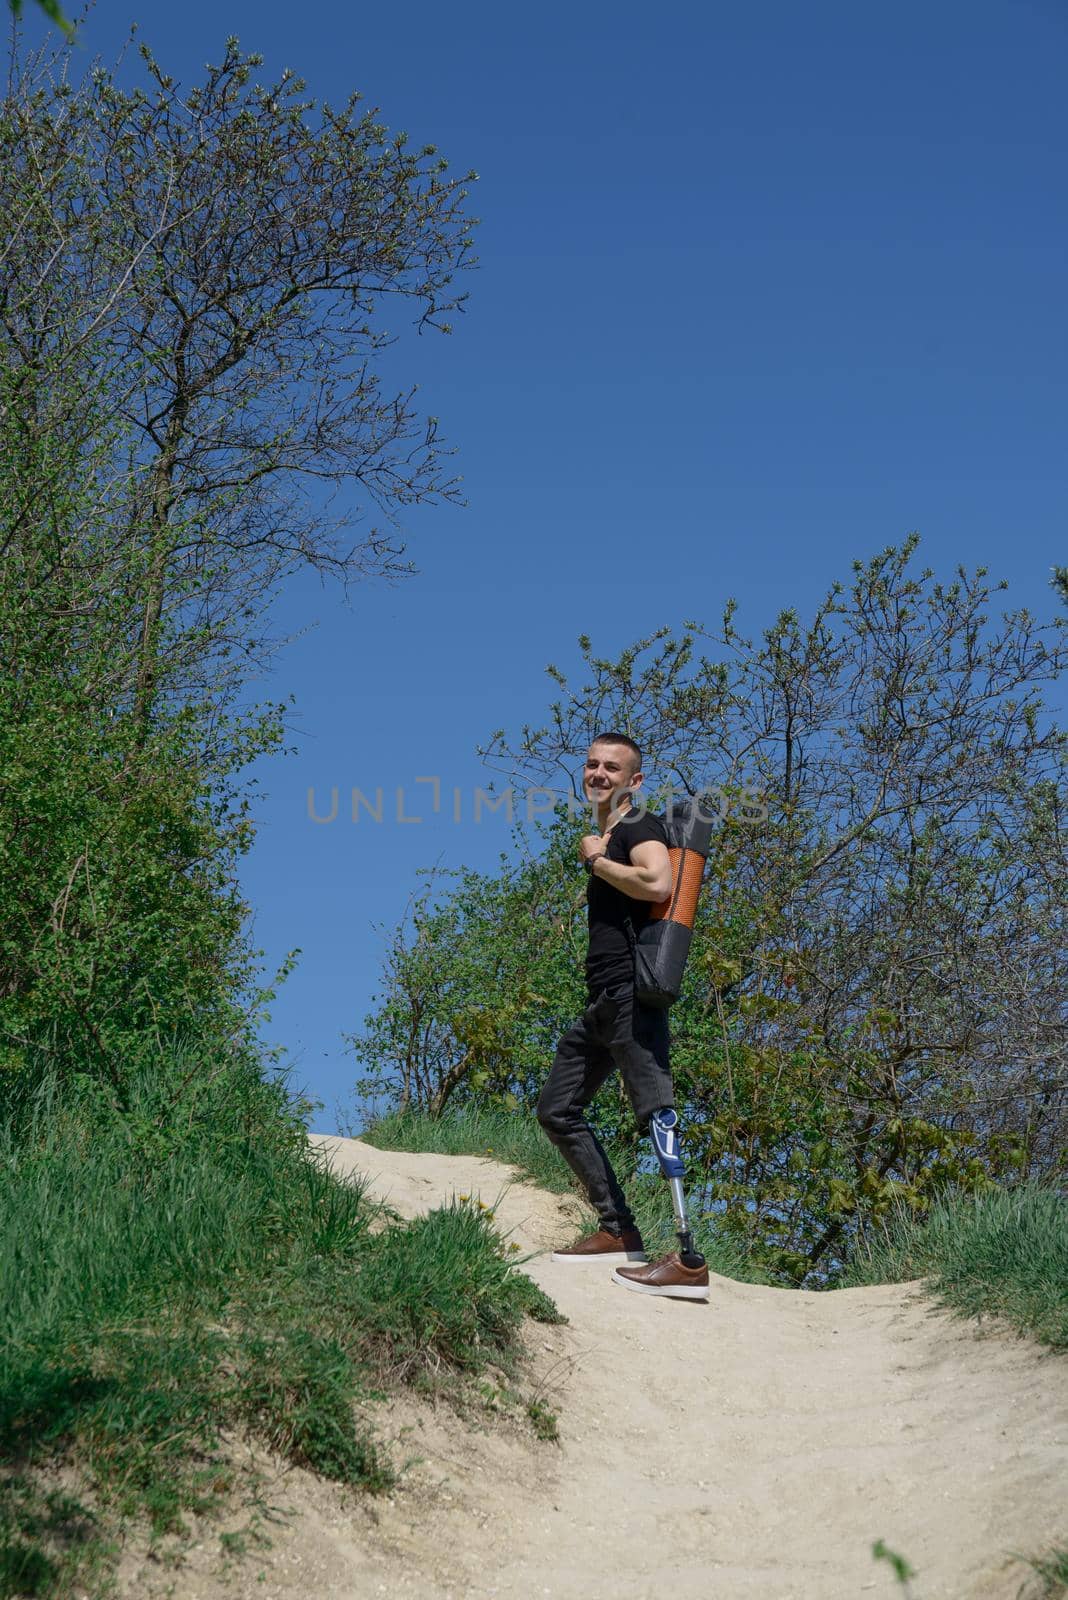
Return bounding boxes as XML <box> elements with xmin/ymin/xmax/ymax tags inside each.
<box><xmin>0</xmin><ymin>32</ymin><xmax>478</xmax><ymax>731</ymax></box>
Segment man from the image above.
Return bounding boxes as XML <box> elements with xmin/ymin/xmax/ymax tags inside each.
<box><xmin>536</xmin><ymin>732</ymin><xmax>710</xmax><ymax>1302</ymax></box>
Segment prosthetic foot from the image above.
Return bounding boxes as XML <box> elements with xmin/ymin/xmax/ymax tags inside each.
<box><xmin>649</xmin><ymin>1108</ymin><xmax>707</xmax><ymax>1270</ymax></box>
<box><xmin>611</xmin><ymin>1108</ymin><xmax>710</xmax><ymax>1300</ymax></box>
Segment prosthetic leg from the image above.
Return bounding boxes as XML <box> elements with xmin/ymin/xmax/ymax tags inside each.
<box><xmin>650</xmin><ymin>1109</ymin><xmax>706</xmax><ymax>1269</ymax></box>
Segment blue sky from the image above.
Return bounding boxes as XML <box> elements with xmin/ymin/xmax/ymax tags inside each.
<box><xmin>26</xmin><ymin>1</ymin><xmax>1067</xmax><ymax>1129</ymax></box>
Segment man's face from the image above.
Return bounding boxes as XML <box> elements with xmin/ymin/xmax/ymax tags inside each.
<box><xmin>583</xmin><ymin>742</ymin><xmax>641</xmax><ymax>810</ymax></box>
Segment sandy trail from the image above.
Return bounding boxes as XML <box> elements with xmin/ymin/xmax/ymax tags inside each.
<box><xmin>299</xmin><ymin>1136</ymin><xmax>1067</xmax><ymax>1600</ymax></box>
<box><xmin>119</xmin><ymin>1136</ymin><xmax>1066</xmax><ymax>1600</ymax></box>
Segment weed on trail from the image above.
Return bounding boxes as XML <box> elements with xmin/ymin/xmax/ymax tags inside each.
<box><xmin>0</xmin><ymin>1052</ymin><xmax>563</xmax><ymax>1598</ymax></box>
<box><xmin>871</xmin><ymin>1537</ymin><xmax>917</xmax><ymax>1597</ymax></box>
<box><xmin>1012</xmin><ymin>1544</ymin><xmax>1068</xmax><ymax>1600</ymax></box>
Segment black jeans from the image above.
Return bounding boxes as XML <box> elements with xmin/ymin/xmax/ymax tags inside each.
<box><xmin>536</xmin><ymin>984</ymin><xmax>674</xmax><ymax>1235</ymax></box>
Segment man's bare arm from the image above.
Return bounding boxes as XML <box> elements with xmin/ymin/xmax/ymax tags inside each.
<box><xmin>591</xmin><ymin>839</ymin><xmax>672</xmax><ymax>902</ymax></box>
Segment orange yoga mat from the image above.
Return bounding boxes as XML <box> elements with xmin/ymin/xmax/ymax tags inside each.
<box><xmin>650</xmin><ymin>847</ymin><xmax>705</xmax><ymax>929</ymax></box>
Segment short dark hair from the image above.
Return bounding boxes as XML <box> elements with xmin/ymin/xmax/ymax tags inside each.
<box><xmin>589</xmin><ymin>730</ymin><xmax>642</xmax><ymax>772</ymax></box>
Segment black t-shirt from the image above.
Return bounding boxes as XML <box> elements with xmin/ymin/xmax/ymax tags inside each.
<box><xmin>585</xmin><ymin>808</ymin><xmax>670</xmax><ymax>996</ymax></box>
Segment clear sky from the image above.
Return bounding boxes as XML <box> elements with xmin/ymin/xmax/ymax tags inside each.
<box><xmin>22</xmin><ymin>0</ymin><xmax>1067</xmax><ymax>1129</ymax></box>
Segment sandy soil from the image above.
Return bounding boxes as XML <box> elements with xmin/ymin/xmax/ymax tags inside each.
<box><xmin>116</xmin><ymin>1135</ymin><xmax>1067</xmax><ymax>1600</ymax></box>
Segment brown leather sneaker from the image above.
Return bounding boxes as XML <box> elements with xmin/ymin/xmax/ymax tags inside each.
<box><xmin>611</xmin><ymin>1250</ymin><xmax>710</xmax><ymax>1301</ymax></box>
<box><xmin>551</xmin><ymin>1227</ymin><xmax>648</xmax><ymax>1263</ymax></box>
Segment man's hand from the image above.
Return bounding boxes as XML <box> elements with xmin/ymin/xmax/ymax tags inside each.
<box><xmin>586</xmin><ymin>837</ymin><xmax>673</xmax><ymax>901</ymax></box>
<box><xmin>579</xmin><ymin>832</ymin><xmax>611</xmax><ymax>865</ymax></box>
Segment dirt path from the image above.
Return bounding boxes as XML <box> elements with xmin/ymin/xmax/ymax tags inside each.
<box><xmin>307</xmin><ymin>1136</ymin><xmax>1067</xmax><ymax>1600</ymax></box>
<box><xmin>120</xmin><ymin>1136</ymin><xmax>1067</xmax><ymax>1600</ymax></box>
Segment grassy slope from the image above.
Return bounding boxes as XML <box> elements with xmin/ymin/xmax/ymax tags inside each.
<box><xmin>841</xmin><ymin>1183</ymin><xmax>1068</xmax><ymax>1351</ymax></box>
<box><xmin>10</xmin><ymin>1075</ymin><xmax>1059</xmax><ymax>1599</ymax></box>
<box><xmin>0</xmin><ymin>1057</ymin><xmax>563</xmax><ymax>1600</ymax></box>
<box><xmin>844</xmin><ymin>1184</ymin><xmax>1068</xmax><ymax>1597</ymax></box>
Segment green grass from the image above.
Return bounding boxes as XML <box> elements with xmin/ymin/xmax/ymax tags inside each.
<box><xmin>361</xmin><ymin>1105</ymin><xmax>773</xmax><ymax>1285</ymax></box>
<box><xmin>841</xmin><ymin>1182</ymin><xmax>1068</xmax><ymax>1349</ymax></box>
<box><xmin>363</xmin><ymin>1104</ymin><xmax>578</xmax><ymax>1194</ymax></box>
<box><xmin>0</xmin><ymin>1052</ymin><xmax>563</xmax><ymax>1599</ymax></box>
<box><xmin>1017</xmin><ymin>1545</ymin><xmax>1068</xmax><ymax>1599</ymax></box>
